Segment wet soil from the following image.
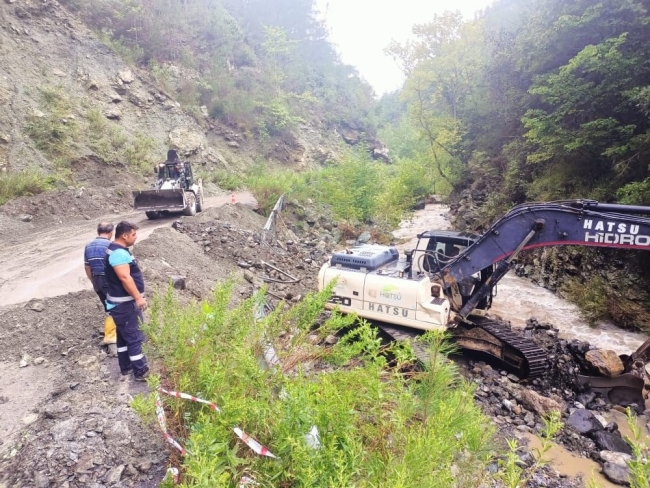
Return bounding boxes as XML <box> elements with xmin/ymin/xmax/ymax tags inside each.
<box><xmin>1</xmin><ymin>195</ymin><xmax>648</xmax><ymax>487</ymax></box>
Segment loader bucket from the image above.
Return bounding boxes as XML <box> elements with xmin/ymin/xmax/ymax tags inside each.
<box><xmin>133</xmin><ymin>189</ymin><xmax>186</xmax><ymax>211</ymax></box>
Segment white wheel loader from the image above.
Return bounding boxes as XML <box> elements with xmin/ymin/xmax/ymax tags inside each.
<box><xmin>132</xmin><ymin>159</ymin><xmax>204</xmax><ymax>220</ymax></box>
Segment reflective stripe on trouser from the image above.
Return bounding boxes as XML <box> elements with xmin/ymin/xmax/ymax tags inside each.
<box><xmin>109</xmin><ymin>301</ymin><xmax>147</xmax><ymax>375</ymax></box>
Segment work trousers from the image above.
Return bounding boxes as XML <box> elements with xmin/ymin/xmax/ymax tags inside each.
<box><xmin>109</xmin><ymin>301</ymin><xmax>148</xmax><ymax>376</ymax></box>
<box><xmin>91</xmin><ymin>275</ymin><xmax>109</xmax><ymax>313</ymax></box>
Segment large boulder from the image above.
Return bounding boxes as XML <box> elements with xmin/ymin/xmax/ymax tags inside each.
<box><xmin>592</xmin><ymin>430</ymin><xmax>632</xmax><ymax>455</ymax></box>
<box><xmin>168</xmin><ymin>127</ymin><xmax>204</xmax><ymax>155</ymax></box>
<box><xmin>518</xmin><ymin>388</ymin><xmax>563</xmax><ymax>416</ymax></box>
<box><xmin>585</xmin><ymin>349</ymin><xmax>624</xmax><ymax>377</ymax></box>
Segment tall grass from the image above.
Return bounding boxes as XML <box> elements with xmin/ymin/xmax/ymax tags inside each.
<box><xmin>0</xmin><ymin>170</ymin><xmax>52</xmax><ymax>205</ymax></box>
<box><xmin>25</xmin><ymin>87</ymin><xmax>80</xmax><ymax>167</ymax></box>
<box><xmin>137</xmin><ymin>282</ymin><xmax>496</xmax><ymax>487</ymax></box>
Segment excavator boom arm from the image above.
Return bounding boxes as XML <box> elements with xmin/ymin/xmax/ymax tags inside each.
<box><xmin>439</xmin><ymin>200</ymin><xmax>650</xmax><ymax>317</ymax></box>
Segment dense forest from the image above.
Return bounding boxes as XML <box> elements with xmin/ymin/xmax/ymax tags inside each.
<box><xmin>379</xmin><ymin>0</ymin><xmax>650</xmax><ymax>221</ymax></box>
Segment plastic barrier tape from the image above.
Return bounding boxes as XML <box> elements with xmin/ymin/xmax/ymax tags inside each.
<box><xmin>155</xmin><ymin>388</ymin><xmax>277</xmax><ymax>459</ymax></box>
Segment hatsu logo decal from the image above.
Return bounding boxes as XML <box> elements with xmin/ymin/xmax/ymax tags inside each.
<box><xmin>583</xmin><ymin>220</ymin><xmax>650</xmax><ymax>246</ymax></box>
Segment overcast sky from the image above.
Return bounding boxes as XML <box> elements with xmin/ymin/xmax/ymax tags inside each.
<box><xmin>315</xmin><ymin>0</ymin><xmax>493</xmax><ymax>95</ymax></box>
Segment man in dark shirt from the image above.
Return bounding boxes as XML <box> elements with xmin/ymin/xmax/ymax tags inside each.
<box><xmin>84</xmin><ymin>222</ymin><xmax>116</xmax><ymax>345</ymax></box>
<box><xmin>105</xmin><ymin>221</ymin><xmax>149</xmax><ymax>381</ymax></box>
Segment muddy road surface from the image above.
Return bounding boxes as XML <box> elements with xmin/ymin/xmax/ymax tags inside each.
<box><xmin>0</xmin><ymin>192</ymin><xmax>257</xmax><ymax>307</ymax></box>
<box><xmin>0</xmin><ymin>191</ymin><xmax>258</xmax><ymax>487</ymax></box>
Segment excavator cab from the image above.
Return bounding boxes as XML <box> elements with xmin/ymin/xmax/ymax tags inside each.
<box><xmin>413</xmin><ymin>230</ymin><xmax>495</xmax><ymax>310</ymax></box>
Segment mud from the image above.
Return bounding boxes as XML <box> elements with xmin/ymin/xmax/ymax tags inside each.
<box><xmin>1</xmin><ymin>194</ymin><xmax>648</xmax><ymax>487</ymax></box>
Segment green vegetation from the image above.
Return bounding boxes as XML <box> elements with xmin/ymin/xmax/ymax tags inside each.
<box><xmin>625</xmin><ymin>408</ymin><xmax>650</xmax><ymax>487</ymax></box>
<box><xmin>561</xmin><ymin>275</ymin><xmax>610</xmax><ymax>326</ymax></box>
<box><xmin>496</xmin><ymin>411</ymin><xmax>563</xmax><ymax>487</ymax></box>
<box><xmin>0</xmin><ymin>170</ymin><xmax>52</xmax><ymax>205</ymax></box>
<box><xmin>137</xmin><ymin>282</ymin><xmax>498</xmax><ymax>486</ymax></box>
<box><xmin>84</xmin><ymin>107</ymin><xmax>157</xmax><ymax>171</ymax></box>
<box><xmin>246</xmin><ymin>149</ymin><xmax>434</xmax><ymax>228</ymax></box>
<box><xmin>25</xmin><ymin>87</ymin><xmax>80</xmax><ymax>167</ymax></box>
<box><xmin>378</xmin><ymin>0</ymin><xmax>650</xmax><ymax>211</ymax></box>
<box><xmin>61</xmin><ymin>0</ymin><xmax>377</xmax><ymax>141</ymax></box>
<box><xmin>23</xmin><ymin>87</ymin><xmax>156</xmax><ymax>174</ymax></box>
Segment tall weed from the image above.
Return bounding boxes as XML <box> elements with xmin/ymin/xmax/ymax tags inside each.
<box><xmin>139</xmin><ymin>282</ymin><xmax>496</xmax><ymax>486</ymax></box>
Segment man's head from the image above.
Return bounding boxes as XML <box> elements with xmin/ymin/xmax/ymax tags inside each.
<box><xmin>166</xmin><ymin>149</ymin><xmax>179</xmax><ymax>162</ymax></box>
<box><xmin>97</xmin><ymin>222</ymin><xmax>114</xmax><ymax>237</ymax></box>
<box><xmin>114</xmin><ymin>221</ymin><xmax>139</xmax><ymax>247</ymax></box>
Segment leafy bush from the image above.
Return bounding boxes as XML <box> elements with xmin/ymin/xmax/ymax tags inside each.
<box><xmin>245</xmin><ymin>166</ymin><xmax>311</xmax><ymax>215</ymax></box>
<box><xmin>617</xmin><ymin>178</ymin><xmax>650</xmax><ymax>205</ymax></box>
<box><xmin>139</xmin><ymin>282</ymin><xmax>497</xmax><ymax>486</ymax></box>
<box><xmin>0</xmin><ymin>170</ymin><xmax>52</xmax><ymax>205</ymax></box>
<box><xmin>257</xmin><ymin>99</ymin><xmax>303</xmax><ymax>137</ymax></box>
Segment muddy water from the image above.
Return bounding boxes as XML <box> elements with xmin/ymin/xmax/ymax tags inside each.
<box><xmin>0</xmin><ymin>192</ymin><xmax>257</xmax><ymax>307</ymax></box>
<box><xmin>393</xmin><ymin>202</ymin><xmax>649</xmax><ymax>355</ymax></box>
<box><xmin>393</xmin><ymin>202</ymin><xmax>650</xmax><ymax>486</ymax></box>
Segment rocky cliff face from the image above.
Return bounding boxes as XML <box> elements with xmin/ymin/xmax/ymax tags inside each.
<box><xmin>0</xmin><ymin>0</ymin><xmax>375</xmax><ymax>182</ymax></box>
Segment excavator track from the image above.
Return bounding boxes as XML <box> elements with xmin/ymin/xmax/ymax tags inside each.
<box><xmin>375</xmin><ymin>323</ymin><xmax>432</xmax><ymax>365</ymax></box>
<box><xmin>453</xmin><ymin>317</ymin><xmax>548</xmax><ymax>378</ymax></box>
<box><xmin>377</xmin><ymin>317</ymin><xmax>548</xmax><ymax>378</ymax></box>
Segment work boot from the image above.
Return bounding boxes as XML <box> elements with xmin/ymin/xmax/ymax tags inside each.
<box><xmin>134</xmin><ymin>367</ymin><xmax>150</xmax><ymax>382</ymax></box>
<box><xmin>101</xmin><ymin>316</ymin><xmax>117</xmax><ymax>345</ymax></box>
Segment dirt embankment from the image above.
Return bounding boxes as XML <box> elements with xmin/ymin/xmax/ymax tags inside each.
<box><xmin>0</xmin><ymin>196</ymin><xmax>339</xmax><ymax>487</ymax></box>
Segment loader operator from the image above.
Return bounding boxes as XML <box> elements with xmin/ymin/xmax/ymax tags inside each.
<box><xmin>164</xmin><ymin>149</ymin><xmax>189</xmax><ymax>188</ymax></box>
<box><xmin>105</xmin><ymin>221</ymin><xmax>149</xmax><ymax>381</ymax></box>
<box><xmin>84</xmin><ymin>222</ymin><xmax>117</xmax><ymax>346</ymax></box>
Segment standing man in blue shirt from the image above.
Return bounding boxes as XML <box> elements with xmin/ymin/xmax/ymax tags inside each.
<box><xmin>105</xmin><ymin>221</ymin><xmax>149</xmax><ymax>381</ymax></box>
<box><xmin>84</xmin><ymin>222</ymin><xmax>116</xmax><ymax>345</ymax></box>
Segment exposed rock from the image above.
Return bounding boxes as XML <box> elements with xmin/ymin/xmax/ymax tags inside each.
<box><xmin>600</xmin><ymin>450</ymin><xmax>632</xmax><ymax>467</ymax></box>
<box><xmin>566</xmin><ymin>409</ymin><xmax>603</xmax><ymax>435</ymax></box>
<box><xmin>168</xmin><ymin>127</ymin><xmax>204</xmax><ymax>155</ymax></box>
<box><xmin>585</xmin><ymin>349</ymin><xmax>624</xmax><ymax>377</ymax></box>
<box><xmin>103</xmin><ymin>464</ymin><xmax>125</xmax><ymax>484</ymax></box>
<box><xmin>592</xmin><ymin>430</ymin><xmax>632</xmax><ymax>454</ymax></box>
<box><xmin>518</xmin><ymin>388</ymin><xmax>563</xmax><ymax>416</ymax></box>
<box><xmin>118</xmin><ymin>69</ymin><xmax>134</xmax><ymax>84</ymax></box>
<box><xmin>602</xmin><ymin>462</ymin><xmax>630</xmax><ymax>485</ymax></box>
<box><xmin>76</xmin><ymin>354</ymin><xmax>99</xmax><ymax>371</ymax></box>
<box><xmin>169</xmin><ymin>275</ymin><xmax>186</xmax><ymax>290</ymax></box>
<box><xmin>104</xmin><ymin>108</ymin><xmax>122</xmax><ymax>120</ymax></box>
<box><xmin>357</xmin><ymin>231</ymin><xmax>371</xmax><ymax>244</ymax></box>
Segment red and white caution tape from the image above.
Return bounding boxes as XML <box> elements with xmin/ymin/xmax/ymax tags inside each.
<box><xmin>159</xmin><ymin>387</ymin><xmax>222</xmax><ymax>413</ymax></box>
<box><xmin>234</xmin><ymin>427</ymin><xmax>277</xmax><ymax>458</ymax></box>
<box><xmin>155</xmin><ymin>393</ymin><xmax>187</xmax><ymax>455</ymax></box>
<box><xmin>155</xmin><ymin>388</ymin><xmax>277</xmax><ymax>459</ymax></box>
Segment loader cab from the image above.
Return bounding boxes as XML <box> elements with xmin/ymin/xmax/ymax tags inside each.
<box><xmin>413</xmin><ymin>230</ymin><xmax>495</xmax><ymax>310</ymax></box>
<box><xmin>157</xmin><ymin>162</ymin><xmax>194</xmax><ymax>189</ymax></box>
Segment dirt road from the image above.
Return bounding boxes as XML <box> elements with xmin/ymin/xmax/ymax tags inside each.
<box><xmin>0</xmin><ymin>192</ymin><xmax>257</xmax><ymax>307</ymax></box>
